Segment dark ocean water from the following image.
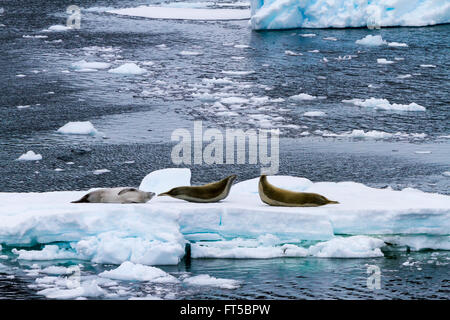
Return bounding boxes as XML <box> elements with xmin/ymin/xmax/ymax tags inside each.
<box><xmin>0</xmin><ymin>0</ymin><xmax>449</xmax><ymax>299</ymax></box>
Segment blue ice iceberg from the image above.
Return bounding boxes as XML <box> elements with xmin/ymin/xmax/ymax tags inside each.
<box><xmin>250</xmin><ymin>0</ymin><xmax>450</xmax><ymax>30</ymax></box>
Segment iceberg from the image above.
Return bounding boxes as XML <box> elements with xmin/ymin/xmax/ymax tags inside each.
<box><xmin>0</xmin><ymin>169</ymin><xmax>449</xmax><ymax>265</ymax></box>
<box><xmin>57</xmin><ymin>121</ymin><xmax>99</xmax><ymax>135</ymax></box>
<box><xmin>250</xmin><ymin>0</ymin><xmax>450</xmax><ymax>30</ymax></box>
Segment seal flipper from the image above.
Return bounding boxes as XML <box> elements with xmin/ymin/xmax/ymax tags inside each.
<box><xmin>118</xmin><ymin>188</ymin><xmax>138</xmax><ymax>195</ymax></box>
<box><xmin>71</xmin><ymin>194</ymin><xmax>90</xmax><ymax>203</ymax></box>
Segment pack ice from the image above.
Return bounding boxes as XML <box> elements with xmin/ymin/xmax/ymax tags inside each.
<box><xmin>250</xmin><ymin>0</ymin><xmax>450</xmax><ymax>30</ymax></box>
<box><xmin>1</xmin><ymin>168</ymin><xmax>449</xmax><ymax>265</ymax></box>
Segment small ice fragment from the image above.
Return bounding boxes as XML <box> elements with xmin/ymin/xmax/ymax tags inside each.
<box><xmin>93</xmin><ymin>169</ymin><xmax>110</xmax><ymax>175</ymax></box>
<box><xmin>16</xmin><ymin>151</ymin><xmax>42</xmax><ymax>161</ymax></box>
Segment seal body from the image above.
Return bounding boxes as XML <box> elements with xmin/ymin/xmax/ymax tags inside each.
<box><xmin>158</xmin><ymin>175</ymin><xmax>237</xmax><ymax>203</ymax></box>
<box><xmin>258</xmin><ymin>175</ymin><xmax>339</xmax><ymax>207</ymax></box>
<box><xmin>71</xmin><ymin>187</ymin><xmax>155</xmax><ymax>204</ymax></box>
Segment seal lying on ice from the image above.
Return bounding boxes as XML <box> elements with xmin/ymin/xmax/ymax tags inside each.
<box><xmin>71</xmin><ymin>188</ymin><xmax>155</xmax><ymax>204</ymax></box>
<box><xmin>258</xmin><ymin>175</ymin><xmax>339</xmax><ymax>207</ymax></box>
<box><xmin>158</xmin><ymin>175</ymin><xmax>237</xmax><ymax>203</ymax></box>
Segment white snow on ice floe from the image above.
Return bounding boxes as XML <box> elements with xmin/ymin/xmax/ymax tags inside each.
<box><xmin>16</xmin><ymin>150</ymin><xmax>42</xmax><ymax>161</ymax></box>
<box><xmin>108</xmin><ymin>63</ymin><xmax>146</xmax><ymax>75</ymax></box>
<box><xmin>183</xmin><ymin>274</ymin><xmax>240</xmax><ymax>289</ymax></box>
<box><xmin>99</xmin><ymin>261</ymin><xmax>178</xmax><ymax>283</ymax></box>
<box><xmin>1</xmin><ymin>169</ymin><xmax>449</xmax><ymax>264</ymax></box>
<box><xmin>57</xmin><ymin>121</ymin><xmax>99</xmax><ymax>135</ymax></box>
<box><xmin>250</xmin><ymin>0</ymin><xmax>450</xmax><ymax>30</ymax></box>
<box><xmin>107</xmin><ymin>6</ymin><xmax>250</xmax><ymax>21</ymax></box>
<box><xmin>343</xmin><ymin>98</ymin><xmax>426</xmax><ymax>111</ymax></box>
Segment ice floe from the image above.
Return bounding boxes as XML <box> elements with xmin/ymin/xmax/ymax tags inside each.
<box><xmin>71</xmin><ymin>60</ymin><xmax>111</xmax><ymax>70</ymax></box>
<box><xmin>343</xmin><ymin>98</ymin><xmax>426</xmax><ymax>111</ymax></box>
<box><xmin>183</xmin><ymin>275</ymin><xmax>240</xmax><ymax>289</ymax></box>
<box><xmin>57</xmin><ymin>121</ymin><xmax>99</xmax><ymax>135</ymax></box>
<box><xmin>16</xmin><ymin>150</ymin><xmax>42</xmax><ymax>161</ymax></box>
<box><xmin>99</xmin><ymin>261</ymin><xmax>178</xmax><ymax>283</ymax></box>
<box><xmin>1</xmin><ymin>169</ymin><xmax>449</xmax><ymax>266</ymax></box>
<box><xmin>108</xmin><ymin>63</ymin><xmax>147</xmax><ymax>75</ymax></box>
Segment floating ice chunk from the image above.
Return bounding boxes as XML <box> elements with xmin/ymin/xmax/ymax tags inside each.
<box><xmin>343</xmin><ymin>98</ymin><xmax>426</xmax><ymax>111</ymax></box>
<box><xmin>388</xmin><ymin>42</ymin><xmax>408</xmax><ymax>47</ymax></box>
<box><xmin>443</xmin><ymin>172</ymin><xmax>450</xmax><ymax>177</ymax></box>
<box><xmin>178</xmin><ymin>50</ymin><xmax>203</xmax><ymax>56</ymax></box>
<box><xmin>355</xmin><ymin>35</ymin><xmax>387</xmax><ymax>46</ymax></box>
<box><xmin>420</xmin><ymin>64</ymin><xmax>436</xmax><ymax>68</ymax></box>
<box><xmin>309</xmin><ymin>49</ymin><xmax>320</xmax><ymax>53</ymax></box>
<box><xmin>414</xmin><ymin>151</ymin><xmax>432</xmax><ymax>154</ymax></box>
<box><xmin>192</xmin><ymin>92</ymin><xmax>217</xmax><ymax>102</ymax></box>
<box><xmin>16</xmin><ymin>151</ymin><xmax>42</xmax><ymax>161</ymax></box>
<box><xmin>234</xmin><ymin>44</ymin><xmax>250</xmax><ymax>49</ymax></box>
<box><xmin>221</xmin><ymin>70</ymin><xmax>255</xmax><ymax>76</ymax></box>
<box><xmin>300</xmin><ymin>33</ymin><xmax>316</xmax><ymax>37</ymax></box>
<box><xmin>290</xmin><ymin>93</ymin><xmax>317</xmax><ymax>101</ymax></box>
<box><xmin>17</xmin><ymin>105</ymin><xmax>31</xmax><ymax>109</ymax></box>
<box><xmin>57</xmin><ymin>121</ymin><xmax>99</xmax><ymax>135</ymax></box>
<box><xmin>93</xmin><ymin>169</ymin><xmax>110</xmax><ymax>175</ymax></box>
<box><xmin>303</xmin><ymin>111</ymin><xmax>326</xmax><ymax>117</ymax></box>
<box><xmin>323</xmin><ymin>37</ymin><xmax>337</xmax><ymax>41</ymax></box>
<box><xmin>44</xmin><ymin>25</ymin><xmax>72</xmax><ymax>32</ymax></box>
<box><xmin>40</xmin><ymin>266</ymin><xmax>75</xmax><ymax>275</ymax></box>
<box><xmin>38</xmin><ymin>280</ymin><xmax>105</xmax><ymax>299</ymax></box>
<box><xmin>220</xmin><ymin>96</ymin><xmax>249</xmax><ymax>104</ymax></box>
<box><xmin>16</xmin><ymin>74</ymin><xmax>26</xmax><ymax>78</ymax></box>
<box><xmin>13</xmin><ymin>245</ymin><xmax>78</xmax><ymax>260</ymax></box>
<box><xmin>397</xmin><ymin>74</ymin><xmax>412</xmax><ymax>79</ymax></box>
<box><xmin>285</xmin><ymin>50</ymin><xmax>303</xmax><ymax>56</ymax></box>
<box><xmin>377</xmin><ymin>58</ymin><xmax>394</xmax><ymax>64</ymax></box>
<box><xmin>308</xmin><ymin>236</ymin><xmax>385</xmax><ymax>258</ymax></box>
<box><xmin>71</xmin><ymin>60</ymin><xmax>111</xmax><ymax>70</ymax></box>
<box><xmin>202</xmin><ymin>77</ymin><xmax>234</xmax><ymax>85</ymax></box>
<box><xmin>139</xmin><ymin>168</ymin><xmax>191</xmax><ymax>194</ymax></box>
<box><xmin>99</xmin><ymin>261</ymin><xmax>178</xmax><ymax>283</ymax></box>
<box><xmin>108</xmin><ymin>63</ymin><xmax>146</xmax><ymax>75</ymax></box>
<box><xmin>183</xmin><ymin>275</ymin><xmax>240</xmax><ymax>289</ymax></box>
<box><xmin>23</xmin><ymin>35</ymin><xmax>48</xmax><ymax>39</ymax></box>
<box><xmin>107</xmin><ymin>6</ymin><xmax>250</xmax><ymax>20</ymax></box>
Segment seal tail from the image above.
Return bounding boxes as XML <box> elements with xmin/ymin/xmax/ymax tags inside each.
<box><xmin>158</xmin><ymin>192</ymin><xmax>169</xmax><ymax>197</ymax></box>
<box><xmin>327</xmin><ymin>200</ymin><xmax>339</xmax><ymax>204</ymax></box>
<box><xmin>71</xmin><ymin>194</ymin><xmax>89</xmax><ymax>203</ymax></box>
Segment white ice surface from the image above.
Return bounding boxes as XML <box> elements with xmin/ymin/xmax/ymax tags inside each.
<box><xmin>1</xmin><ymin>169</ymin><xmax>449</xmax><ymax>265</ymax></box>
<box><xmin>250</xmin><ymin>0</ymin><xmax>450</xmax><ymax>30</ymax></box>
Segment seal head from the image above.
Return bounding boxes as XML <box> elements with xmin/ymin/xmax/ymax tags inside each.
<box><xmin>258</xmin><ymin>175</ymin><xmax>339</xmax><ymax>207</ymax></box>
<box><xmin>158</xmin><ymin>175</ymin><xmax>237</xmax><ymax>203</ymax></box>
